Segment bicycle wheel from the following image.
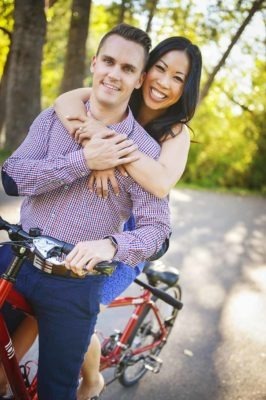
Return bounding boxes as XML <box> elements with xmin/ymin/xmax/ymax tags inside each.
<box><xmin>118</xmin><ymin>283</ymin><xmax>181</xmax><ymax>387</ymax></box>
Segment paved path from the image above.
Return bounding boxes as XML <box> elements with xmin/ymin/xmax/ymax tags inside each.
<box><xmin>0</xmin><ymin>188</ymin><xmax>265</xmax><ymax>400</ymax></box>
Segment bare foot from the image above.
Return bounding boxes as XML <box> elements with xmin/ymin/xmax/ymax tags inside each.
<box><xmin>77</xmin><ymin>373</ymin><xmax>105</xmax><ymax>400</ymax></box>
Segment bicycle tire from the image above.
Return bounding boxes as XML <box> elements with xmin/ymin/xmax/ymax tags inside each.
<box><xmin>118</xmin><ymin>283</ymin><xmax>181</xmax><ymax>387</ymax></box>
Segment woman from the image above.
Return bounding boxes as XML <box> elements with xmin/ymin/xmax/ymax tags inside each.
<box><xmin>0</xmin><ymin>37</ymin><xmax>202</xmax><ymax>400</ymax></box>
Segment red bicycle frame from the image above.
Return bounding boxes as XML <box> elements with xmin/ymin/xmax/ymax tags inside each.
<box><xmin>0</xmin><ymin>266</ymin><xmax>172</xmax><ymax>399</ymax></box>
<box><xmin>100</xmin><ymin>289</ymin><xmax>168</xmax><ymax>371</ymax></box>
<box><xmin>0</xmin><ymin>269</ymin><xmax>37</xmax><ymax>400</ymax></box>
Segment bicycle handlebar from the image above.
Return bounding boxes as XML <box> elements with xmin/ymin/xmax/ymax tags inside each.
<box><xmin>134</xmin><ymin>278</ymin><xmax>183</xmax><ymax>310</ymax></box>
<box><xmin>0</xmin><ymin>216</ymin><xmax>116</xmax><ymax>275</ymax></box>
<box><xmin>0</xmin><ymin>217</ymin><xmax>183</xmax><ymax>308</ymax></box>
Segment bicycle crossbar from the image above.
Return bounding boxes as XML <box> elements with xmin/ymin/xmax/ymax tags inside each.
<box><xmin>134</xmin><ymin>278</ymin><xmax>183</xmax><ymax>310</ymax></box>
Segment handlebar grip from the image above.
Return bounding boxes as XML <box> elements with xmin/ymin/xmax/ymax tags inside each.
<box><xmin>61</xmin><ymin>243</ymin><xmax>75</xmax><ymax>255</ymax></box>
<box><xmin>60</xmin><ymin>244</ymin><xmax>116</xmax><ymax>276</ymax></box>
<box><xmin>93</xmin><ymin>261</ymin><xmax>117</xmax><ymax>276</ymax></box>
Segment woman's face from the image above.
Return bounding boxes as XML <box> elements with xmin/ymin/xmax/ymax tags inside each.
<box><xmin>142</xmin><ymin>50</ymin><xmax>190</xmax><ymax>112</ymax></box>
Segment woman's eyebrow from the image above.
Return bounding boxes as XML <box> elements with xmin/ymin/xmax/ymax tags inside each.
<box><xmin>159</xmin><ymin>58</ymin><xmax>186</xmax><ymax>76</ymax></box>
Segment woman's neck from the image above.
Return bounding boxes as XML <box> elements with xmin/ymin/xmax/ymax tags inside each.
<box><xmin>137</xmin><ymin>102</ymin><xmax>165</xmax><ymax>127</ymax></box>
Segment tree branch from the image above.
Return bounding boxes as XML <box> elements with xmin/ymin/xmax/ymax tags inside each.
<box><xmin>0</xmin><ymin>26</ymin><xmax>12</xmax><ymax>39</ymax></box>
<box><xmin>199</xmin><ymin>0</ymin><xmax>265</xmax><ymax>103</ymax></box>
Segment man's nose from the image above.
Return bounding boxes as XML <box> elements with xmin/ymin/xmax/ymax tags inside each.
<box><xmin>108</xmin><ymin>65</ymin><xmax>121</xmax><ymax>81</ymax></box>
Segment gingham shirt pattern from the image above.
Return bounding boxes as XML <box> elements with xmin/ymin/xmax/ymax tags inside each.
<box><xmin>3</xmin><ymin>105</ymin><xmax>170</xmax><ymax>266</ymax></box>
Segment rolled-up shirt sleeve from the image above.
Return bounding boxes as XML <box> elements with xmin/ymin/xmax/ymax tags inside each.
<box><xmin>111</xmin><ymin>182</ymin><xmax>171</xmax><ymax>267</ymax></box>
<box><xmin>1</xmin><ymin>108</ymin><xmax>90</xmax><ymax>196</ymax></box>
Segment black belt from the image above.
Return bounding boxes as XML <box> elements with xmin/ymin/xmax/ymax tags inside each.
<box><xmin>29</xmin><ymin>254</ymin><xmax>106</xmax><ymax>279</ymax></box>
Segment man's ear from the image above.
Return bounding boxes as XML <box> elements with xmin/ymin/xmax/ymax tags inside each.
<box><xmin>135</xmin><ymin>72</ymin><xmax>146</xmax><ymax>89</ymax></box>
<box><xmin>90</xmin><ymin>56</ymin><xmax>97</xmax><ymax>73</ymax></box>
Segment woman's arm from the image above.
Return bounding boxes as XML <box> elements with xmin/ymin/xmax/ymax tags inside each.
<box><xmin>124</xmin><ymin>125</ymin><xmax>190</xmax><ymax>198</ymax></box>
<box><xmin>68</xmin><ymin>114</ymin><xmax>190</xmax><ymax>199</ymax></box>
<box><xmin>54</xmin><ymin>88</ymin><xmax>91</xmax><ymax>134</ymax></box>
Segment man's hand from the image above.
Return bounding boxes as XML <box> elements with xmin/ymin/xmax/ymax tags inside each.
<box><xmin>83</xmin><ymin>134</ymin><xmax>139</xmax><ymax>170</ymax></box>
<box><xmin>65</xmin><ymin>238</ymin><xmax>117</xmax><ymax>276</ymax></box>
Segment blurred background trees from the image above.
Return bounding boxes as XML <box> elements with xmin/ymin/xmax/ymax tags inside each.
<box><xmin>0</xmin><ymin>0</ymin><xmax>265</xmax><ymax>192</ymax></box>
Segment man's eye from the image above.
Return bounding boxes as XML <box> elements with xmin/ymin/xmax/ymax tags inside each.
<box><xmin>124</xmin><ymin>66</ymin><xmax>133</xmax><ymax>73</ymax></box>
<box><xmin>104</xmin><ymin>58</ymin><xmax>113</xmax><ymax>65</ymax></box>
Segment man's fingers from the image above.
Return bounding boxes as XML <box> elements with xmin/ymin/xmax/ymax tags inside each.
<box><xmin>111</xmin><ymin>133</ymin><xmax>128</xmax><ymax>144</ymax></box>
<box><xmin>117</xmin><ymin>144</ymin><xmax>138</xmax><ymax>158</ymax></box>
<box><xmin>116</xmin><ymin>154</ymin><xmax>140</xmax><ymax>165</ymax></box>
<box><xmin>65</xmin><ymin>247</ymin><xmax>79</xmax><ymax>268</ymax></box>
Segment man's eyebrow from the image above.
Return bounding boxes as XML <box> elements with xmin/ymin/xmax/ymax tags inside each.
<box><xmin>159</xmin><ymin>59</ymin><xmax>186</xmax><ymax>76</ymax></box>
<box><xmin>122</xmin><ymin>63</ymin><xmax>137</xmax><ymax>71</ymax></box>
<box><xmin>101</xmin><ymin>54</ymin><xmax>137</xmax><ymax>71</ymax></box>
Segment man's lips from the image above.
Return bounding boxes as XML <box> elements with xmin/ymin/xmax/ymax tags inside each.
<box><xmin>102</xmin><ymin>81</ymin><xmax>120</xmax><ymax>91</ymax></box>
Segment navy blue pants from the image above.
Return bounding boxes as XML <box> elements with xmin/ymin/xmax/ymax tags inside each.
<box><xmin>0</xmin><ymin>245</ymin><xmax>105</xmax><ymax>400</ymax></box>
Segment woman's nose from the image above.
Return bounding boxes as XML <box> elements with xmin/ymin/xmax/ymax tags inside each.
<box><xmin>157</xmin><ymin>75</ymin><xmax>170</xmax><ymax>89</ymax></box>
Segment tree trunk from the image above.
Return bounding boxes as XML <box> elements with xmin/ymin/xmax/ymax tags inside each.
<box><xmin>199</xmin><ymin>0</ymin><xmax>265</xmax><ymax>103</ymax></box>
<box><xmin>5</xmin><ymin>0</ymin><xmax>46</xmax><ymax>151</ymax></box>
<box><xmin>60</xmin><ymin>0</ymin><xmax>92</xmax><ymax>93</ymax></box>
<box><xmin>145</xmin><ymin>0</ymin><xmax>159</xmax><ymax>33</ymax></box>
<box><xmin>118</xmin><ymin>0</ymin><xmax>128</xmax><ymax>23</ymax></box>
<box><xmin>0</xmin><ymin>28</ymin><xmax>12</xmax><ymax>146</ymax></box>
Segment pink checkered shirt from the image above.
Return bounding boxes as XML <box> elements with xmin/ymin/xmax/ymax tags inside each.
<box><xmin>2</xmin><ymin>105</ymin><xmax>170</xmax><ymax>266</ymax></box>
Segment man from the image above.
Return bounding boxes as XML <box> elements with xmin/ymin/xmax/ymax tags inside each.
<box><xmin>1</xmin><ymin>24</ymin><xmax>170</xmax><ymax>400</ymax></box>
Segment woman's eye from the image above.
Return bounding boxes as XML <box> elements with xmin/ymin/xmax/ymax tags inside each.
<box><xmin>155</xmin><ymin>64</ymin><xmax>164</xmax><ymax>71</ymax></box>
<box><xmin>174</xmin><ymin>76</ymin><xmax>184</xmax><ymax>83</ymax></box>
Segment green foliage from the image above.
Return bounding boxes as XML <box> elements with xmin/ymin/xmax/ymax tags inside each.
<box><xmin>183</xmin><ymin>58</ymin><xmax>266</xmax><ymax>193</ymax></box>
<box><xmin>42</xmin><ymin>0</ymin><xmax>72</xmax><ymax>107</ymax></box>
<box><xmin>1</xmin><ymin>0</ymin><xmax>265</xmax><ymax>192</ymax></box>
<box><xmin>0</xmin><ymin>0</ymin><xmax>14</xmax><ymax>76</ymax></box>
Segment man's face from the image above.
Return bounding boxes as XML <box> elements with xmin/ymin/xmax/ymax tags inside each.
<box><xmin>91</xmin><ymin>35</ymin><xmax>146</xmax><ymax>111</ymax></box>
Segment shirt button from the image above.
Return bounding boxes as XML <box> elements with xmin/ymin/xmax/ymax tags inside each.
<box><xmin>51</xmin><ymin>213</ymin><xmax>55</xmax><ymax>218</ymax></box>
<box><xmin>81</xmin><ymin>172</ymin><xmax>86</xmax><ymax>176</ymax></box>
<box><xmin>64</xmin><ymin>185</ymin><xmax>69</xmax><ymax>190</ymax></box>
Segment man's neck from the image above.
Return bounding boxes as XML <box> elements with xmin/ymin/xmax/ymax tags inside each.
<box><xmin>89</xmin><ymin>93</ymin><xmax>128</xmax><ymax>126</ymax></box>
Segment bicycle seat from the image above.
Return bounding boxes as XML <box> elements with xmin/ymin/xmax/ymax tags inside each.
<box><xmin>144</xmin><ymin>261</ymin><xmax>179</xmax><ymax>287</ymax></box>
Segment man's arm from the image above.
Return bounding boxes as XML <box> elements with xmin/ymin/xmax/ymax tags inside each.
<box><xmin>2</xmin><ymin>108</ymin><xmax>90</xmax><ymax>197</ymax></box>
<box><xmin>65</xmin><ymin>182</ymin><xmax>171</xmax><ymax>273</ymax></box>
<box><xmin>111</xmin><ymin>183</ymin><xmax>171</xmax><ymax>266</ymax></box>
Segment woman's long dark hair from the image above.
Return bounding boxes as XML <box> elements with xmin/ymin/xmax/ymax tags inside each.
<box><xmin>129</xmin><ymin>36</ymin><xmax>202</xmax><ymax>142</ymax></box>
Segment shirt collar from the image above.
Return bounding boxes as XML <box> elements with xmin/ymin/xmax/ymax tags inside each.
<box><xmin>85</xmin><ymin>101</ymin><xmax>135</xmax><ymax>138</ymax></box>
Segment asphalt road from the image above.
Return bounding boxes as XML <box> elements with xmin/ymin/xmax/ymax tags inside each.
<box><xmin>0</xmin><ymin>187</ymin><xmax>265</xmax><ymax>400</ymax></box>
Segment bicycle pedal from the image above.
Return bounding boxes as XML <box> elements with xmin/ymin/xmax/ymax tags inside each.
<box><xmin>144</xmin><ymin>355</ymin><xmax>163</xmax><ymax>373</ymax></box>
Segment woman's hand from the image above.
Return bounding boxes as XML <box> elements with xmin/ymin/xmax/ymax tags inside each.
<box><xmin>88</xmin><ymin>169</ymin><xmax>120</xmax><ymax>198</ymax></box>
<box><xmin>67</xmin><ymin>111</ymin><xmax>115</xmax><ymax>144</ymax></box>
